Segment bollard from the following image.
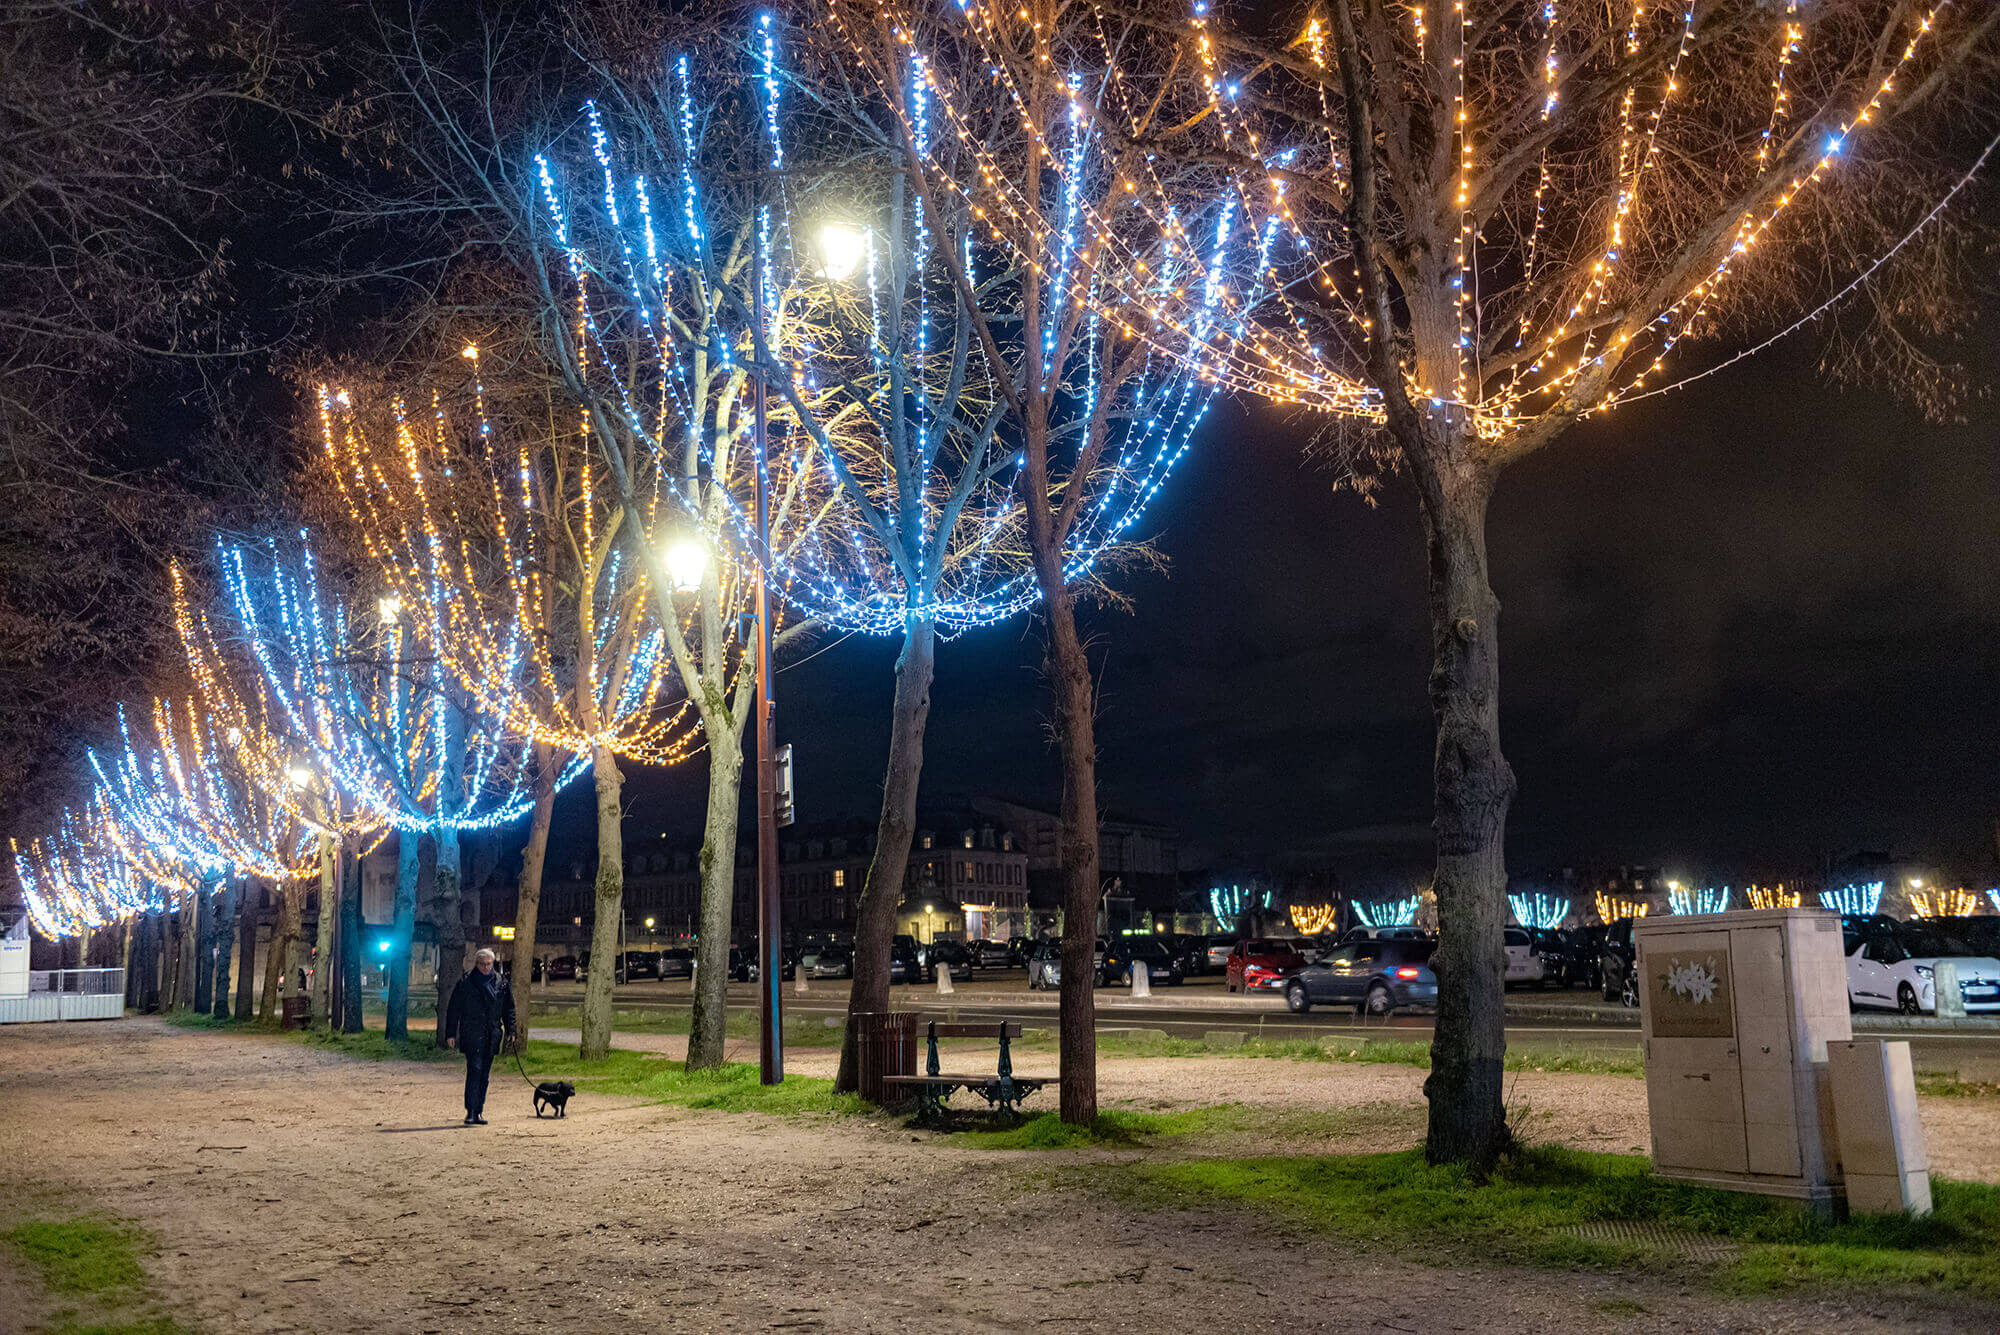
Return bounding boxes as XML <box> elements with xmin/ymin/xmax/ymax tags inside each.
<box><xmin>794</xmin><ymin>964</ymin><xmax>809</xmax><ymax>996</ymax></box>
<box><xmin>1934</xmin><ymin>961</ymin><xmax>1963</xmax><ymax>1020</ymax></box>
<box><xmin>936</xmin><ymin>963</ymin><xmax>955</xmax><ymax>995</ymax></box>
<box><xmin>1129</xmin><ymin>962</ymin><xmax>1151</xmax><ymax>998</ymax></box>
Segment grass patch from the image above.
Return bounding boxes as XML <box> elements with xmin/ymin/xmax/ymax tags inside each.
<box><xmin>1011</xmin><ymin>1027</ymin><xmax>1645</xmax><ymax>1077</ymax></box>
<box><xmin>1</xmin><ymin>1215</ymin><xmax>194</xmax><ymax>1335</ymax></box>
<box><xmin>529</xmin><ymin>1003</ymin><xmax>836</xmax><ymax>1047</ymax></box>
<box><xmin>3</xmin><ymin>1218</ymin><xmax>148</xmax><ymax>1298</ymax></box>
<box><xmin>1914</xmin><ymin>1073</ymin><xmax>2000</xmax><ymax>1099</ymax></box>
<box><xmin>511</xmin><ymin>1040</ymin><xmax>867</xmax><ymax>1117</ymax></box>
<box><xmin>1123</xmin><ymin>1145</ymin><xmax>2000</xmax><ymax>1297</ymax></box>
<box><xmin>166</xmin><ymin>1009</ymin><xmax>453</xmax><ymax>1063</ymax></box>
<box><xmin>950</xmin><ymin>1100</ymin><xmax>1420</xmax><ymax>1151</ymax></box>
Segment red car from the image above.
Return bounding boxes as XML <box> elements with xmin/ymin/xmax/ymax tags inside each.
<box><xmin>1225</xmin><ymin>938</ymin><xmax>1306</xmax><ymax>994</ymax></box>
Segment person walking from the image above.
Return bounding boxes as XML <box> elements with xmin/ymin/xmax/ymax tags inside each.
<box><xmin>443</xmin><ymin>947</ymin><xmax>515</xmax><ymax>1125</ymax></box>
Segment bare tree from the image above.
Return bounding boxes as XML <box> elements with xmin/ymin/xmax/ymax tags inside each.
<box><xmin>916</xmin><ymin>0</ymin><xmax>1998</xmax><ymax>1162</ymax></box>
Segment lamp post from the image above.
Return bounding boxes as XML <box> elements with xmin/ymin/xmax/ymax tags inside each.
<box><xmin>750</xmin><ymin>181</ymin><xmax>784</xmax><ymax>1086</ymax></box>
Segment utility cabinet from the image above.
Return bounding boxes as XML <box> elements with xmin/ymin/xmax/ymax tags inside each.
<box><xmin>1634</xmin><ymin>907</ymin><xmax>1850</xmax><ymax>1210</ymax></box>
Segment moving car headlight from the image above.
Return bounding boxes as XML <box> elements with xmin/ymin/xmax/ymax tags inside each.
<box><xmin>1913</xmin><ymin>964</ymin><xmax>1933</xmax><ymax>978</ymax></box>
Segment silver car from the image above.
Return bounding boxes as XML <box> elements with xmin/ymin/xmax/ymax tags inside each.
<box><xmin>1027</xmin><ymin>943</ymin><xmax>1062</xmax><ymax>990</ymax></box>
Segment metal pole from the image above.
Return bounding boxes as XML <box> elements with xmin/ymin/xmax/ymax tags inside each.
<box><xmin>752</xmin><ymin>186</ymin><xmax>784</xmax><ymax>1084</ymax></box>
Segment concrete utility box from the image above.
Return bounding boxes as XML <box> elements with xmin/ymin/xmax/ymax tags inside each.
<box><xmin>1828</xmin><ymin>1038</ymin><xmax>1932</xmax><ymax>1216</ymax></box>
<box><xmin>1634</xmin><ymin>908</ymin><xmax>1849</xmax><ymax>1210</ymax></box>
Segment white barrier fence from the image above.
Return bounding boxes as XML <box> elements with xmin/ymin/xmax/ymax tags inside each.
<box><xmin>0</xmin><ymin>968</ymin><xmax>127</xmax><ymax>1024</ymax></box>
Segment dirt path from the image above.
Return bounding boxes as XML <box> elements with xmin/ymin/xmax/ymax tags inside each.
<box><xmin>532</xmin><ymin>1024</ymin><xmax>2000</xmax><ymax>1181</ymax></box>
<box><xmin>0</xmin><ymin>1019</ymin><xmax>1991</xmax><ymax>1333</ymax></box>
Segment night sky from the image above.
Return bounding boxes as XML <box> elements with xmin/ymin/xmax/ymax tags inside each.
<box><xmin>578</xmin><ymin>339</ymin><xmax>2000</xmax><ymax>880</ymax></box>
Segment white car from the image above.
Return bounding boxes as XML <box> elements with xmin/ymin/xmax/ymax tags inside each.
<box><xmin>1846</xmin><ymin>934</ymin><xmax>2000</xmax><ymax>1014</ymax></box>
<box><xmin>1503</xmin><ymin>927</ymin><xmax>1545</xmax><ymax>986</ymax></box>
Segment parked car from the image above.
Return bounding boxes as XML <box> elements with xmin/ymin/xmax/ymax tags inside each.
<box><xmin>728</xmin><ymin>945</ymin><xmax>795</xmax><ymax>982</ymax></box>
<box><xmin>1285</xmin><ymin>937</ymin><xmax>1439</xmax><ymax>1016</ymax></box>
<box><xmin>1007</xmin><ymin>935</ymin><xmax>1036</xmax><ymax>966</ymax></box>
<box><xmin>617</xmin><ymin>951</ymin><xmax>660</xmax><ymax>982</ymax></box>
<box><xmin>1503</xmin><ymin>927</ymin><xmax>1546</xmax><ymax>986</ymax></box>
<box><xmin>1162</xmin><ymin>933</ymin><xmax>1209</xmax><ymax>977</ymax></box>
<box><xmin>806</xmin><ymin>945</ymin><xmax>855</xmax><ymax>979</ymax></box>
<box><xmin>1026</xmin><ymin>941</ymin><xmax>1062</xmax><ymax>990</ymax></box>
<box><xmin>926</xmin><ymin>941</ymin><xmax>974</xmax><ymax>982</ymax></box>
<box><xmin>1565</xmin><ymin>924</ymin><xmax>1605</xmax><ymax>991</ymax></box>
<box><xmin>1102</xmin><ymin>938</ymin><xmax>1184</xmax><ymax>987</ymax></box>
<box><xmin>1204</xmin><ymin>934</ymin><xmax>1237</xmax><ymax>973</ymax></box>
<box><xmin>1846</xmin><ymin>929</ymin><xmax>2000</xmax><ymax>1015</ymax></box>
<box><xmin>1279</xmin><ymin>936</ymin><xmax>1326</xmax><ymax>964</ymax></box>
<box><xmin>655</xmin><ymin>947</ymin><xmax>695</xmax><ymax>980</ymax></box>
<box><xmin>1599</xmin><ymin>918</ymin><xmax>1639</xmax><ymax>1006</ymax></box>
<box><xmin>970</xmin><ymin>939</ymin><xmax>1014</xmax><ymax>969</ymax></box>
<box><xmin>889</xmin><ymin>938</ymin><xmax>922</xmax><ymax>984</ymax></box>
<box><xmin>1224</xmin><ymin>938</ymin><xmax>1307</xmax><ymax>994</ymax></box>
<box><xmin>546</xmin><ymin>955</ymin><xmax>580</xmax><ymax>982</ymax></box>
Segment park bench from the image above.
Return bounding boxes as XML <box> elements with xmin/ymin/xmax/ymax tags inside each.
<box><xmin>881</xmin><ymin>1020</ymin><xmax>1056</xmax><ymax>1123</ymax></box>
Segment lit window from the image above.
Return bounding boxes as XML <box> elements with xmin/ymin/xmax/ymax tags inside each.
<box><xmin>921</xmin><ymin>834</ymin><xmax>933</xmax><ymax>850</ymax></box>
<box><xmin>833</xmin><ymin>869</ymin><xmax>846</xmax><ymax>888</ymax></box>
<box><xmin>963</xmin><ymin>832</ymin><xmax>974</xmax><ymax>849</ymax></box>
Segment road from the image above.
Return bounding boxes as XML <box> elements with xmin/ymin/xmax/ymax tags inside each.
<box><xmin>528</xmin><ymin>969</ymin><xmax>2000</xmax><ymax>1079</ymax></box>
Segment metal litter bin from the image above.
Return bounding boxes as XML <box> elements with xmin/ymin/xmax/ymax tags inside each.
<box><xmin>849</xmin><ymin>1010</ymin><xmax>918</xmax><ymax>1103</ymax></box>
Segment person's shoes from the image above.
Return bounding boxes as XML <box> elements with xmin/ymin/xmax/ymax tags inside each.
<box><xmin>472</xmin><ymin>1114</ymin><xmax>488</xmax><ymax>1125</ymax></box>
<box><xmin>463</xmin><ymin>1115</ymin><xmax>477</xmax><ymax>1125</ymax></box>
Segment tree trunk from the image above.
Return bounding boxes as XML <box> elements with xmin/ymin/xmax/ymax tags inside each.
<box><xmin>259</xmin><ymin>887</ymin><xmax>284</xmax><ymax>1022</ymax></box>
<box><xmin>311</xmin><ymin>835</ymin><xmax>337</xmax><ymax>1026</ymax></box>
<box><xmin>233</xmin><ymin>888</ymin><xmax>256</xmax><ymax>1020</ymax></box>
<box><xmin>510</xmin><ymin>743</ymin><xmax>559</xmax><ymax>1047</ymax></box>
<box><xmin>122</xmin><ymin>917</ymin><xmax>137</xmax><ymax>1008</ymax></box>
<box><xmin>1414</xmin><ymin>458</ymin><xmax>1517</xmax><ymax>1171</ymax></box>
<box><xmin>192</xmin><ymin>889</ymin><xmax>214</xmax><ymax>1014</ymax></box>
<box><xmin>211</xmin><ymin>880</ymin><xmax>238</xmax><ymax>1021</ymax></box>
<box><xmin>685</xmin><ymin>733</ymin><xmax>743</xmax><ymax>1071</ymax></box>
<box><xmin>386</xmin><ymin>829</ymin><xmax>417</xmax><ymax>1041</ymax></box>
<box><xmin>577</xmin><ymin>746</ymin><xmax>625</xmax><ymax>1060</ymax></box>
<box><xmin>835</xmin><ymin>617</ymin><xmax>937</xmax><ymax>1094</ymax></box>
<box><xmin>279</xmin><ymin>873</ymin><xmax>304</xmax><ymax>1005</ymax></box>
<box><xmin>1044</xmin><ymin>588</ymin><xmax>1103</xmax><ymax>1125</ymax></box>
<box><xmin>432</xmin><ymin>823</ymin><xmax>465</xmax><ymax>1049</ymax></box>
<box><xmin>340</xmin><ymin>846</ymin><xmax>364</xmax><ymax>1033</ymax></box>
<box><xmin>181</xmin><ymin>901</ymin><xmax>199</xmax><ymax>1007</ymax></box>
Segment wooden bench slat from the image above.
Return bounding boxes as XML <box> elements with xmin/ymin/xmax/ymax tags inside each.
<box><xmin>882</xmin><ymin>1074</ymin><xmax>1057</xmax><ymax>1085</ymax></box>
<box><xmin>929</xmin><ymin>1021</ymin><xmax>1023</xmax><ymax>1039</ymax></box>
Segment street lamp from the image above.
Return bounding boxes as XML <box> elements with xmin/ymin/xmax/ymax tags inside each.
<box><xmin>660</xmin><ymin>534</ymin><xmax>710</xmax><ymax>594</ymax></box>
<box><xmin>377</xmin><ymin>594</ymin><xmax>402</xmax><ymax>622</ymax></box>
<box><xmin>817</xmin><ymin>222</ymin><xmax>867</xmax><ymax>281</ymax></box>
<box><xmin>287</xmin><ymin>764</ymin><xmax>313</xmax><ymax>790</ymax></box>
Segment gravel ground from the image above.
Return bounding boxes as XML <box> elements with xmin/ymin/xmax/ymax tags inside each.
<box><xmin>0</xmin><ymin>1018</ymin><xmax>1994</xmax><ymax>1334</ymax></box>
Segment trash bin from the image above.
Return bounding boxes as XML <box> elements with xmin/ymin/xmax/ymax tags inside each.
<box><xmin>849</xmin><ymin>1010</ymin><xmax>919</xmax><ymax>1103</ymax></box>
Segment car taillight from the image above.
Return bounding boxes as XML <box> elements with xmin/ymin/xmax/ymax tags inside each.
<box><xmin>1395</xmin><ymin>967</ymin><xmax>1420</xmax><ymax>979</ymax></box>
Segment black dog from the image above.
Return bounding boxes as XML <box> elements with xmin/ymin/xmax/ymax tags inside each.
<box><xmin>533</xmin><ymin>1080</ymin><xmax>576</xmax><ymax>1118</ymax></box>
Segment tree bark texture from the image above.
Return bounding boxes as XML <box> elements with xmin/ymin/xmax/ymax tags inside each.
<box><xmin>339</xmin><ymin>849</ymin><xmax>363</xmax><ymax>1033</ymax></box>
<box><xmin>211</xmin><ymin>881</ymin><xmax>238</xmax><ymax>1021</ymax></box>
<box><xmin>386</xmin><ymin>829</ymin><xmax>417</xmax><ymax>1041</ymax></box>
<box><xmin>578</xmin><ymin>746</ymin><xmax>626</xmax><ymax>1060</ymax></box>
<box><xmin>311</xmin><ymin>835</ymin><xmax>337</xmax><ymax>1026</ymax></box>
<box><xmin>258</xmin><ymin>888</ymin><xmax>284</xmax><ymax>1022</ymax></box>
<box><xmin>1045</xmin><ymin>589</ymin><xmax>1103</xmax><ymax>1125</ymax></box>
<box><xmin>835</xmin><ymin>618</ymin><xmax>937</xmax><ymax>1094</ymax></box>
<box><xmin>510</xmin><ymin>745</ymin><xmax>559</xmax><ymax>1046</ymax></box>
<box><xmin>1414</xmin><ymin>459</ymin><xmax>1517</xmax><ymax>1172</ymax></box>
<box><xmin>123</xmin><ymin>918</ymin><xmax>138</xmax><ymax>1008</ymax></box>
<box><xmin>233</xmin><ymin>891</ymin><xmax>256</xmax><ymax>1020</ymax></box>
<box><xmin>685</xmin><ymin>734</ymin><xmax>743</xmax><ymax>1071</ymax></box>
<box><xmin>432</xmin><ymin>823</ymin><xmax>464</xmax><ymax>1049</ymax></box>
<box><xmin>192</xmin><ymin>887</ymin><xmax>214</xmax><ymax>1014</ymax></box>
<box><xmin>279</xmin><ymin>872</ymin><xmax>304</xmax><ymax>1003</ymax></box>
<box><xmin>176</xmin><ymin>898</ymin><xmax>198</xmax><ymax>1010</ymax></box>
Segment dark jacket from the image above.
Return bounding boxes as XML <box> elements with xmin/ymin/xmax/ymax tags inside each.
<box><xmin>444</xmin><ymin>967</ymin><xmax>514</xmax><ymax>1052</ymax></box>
